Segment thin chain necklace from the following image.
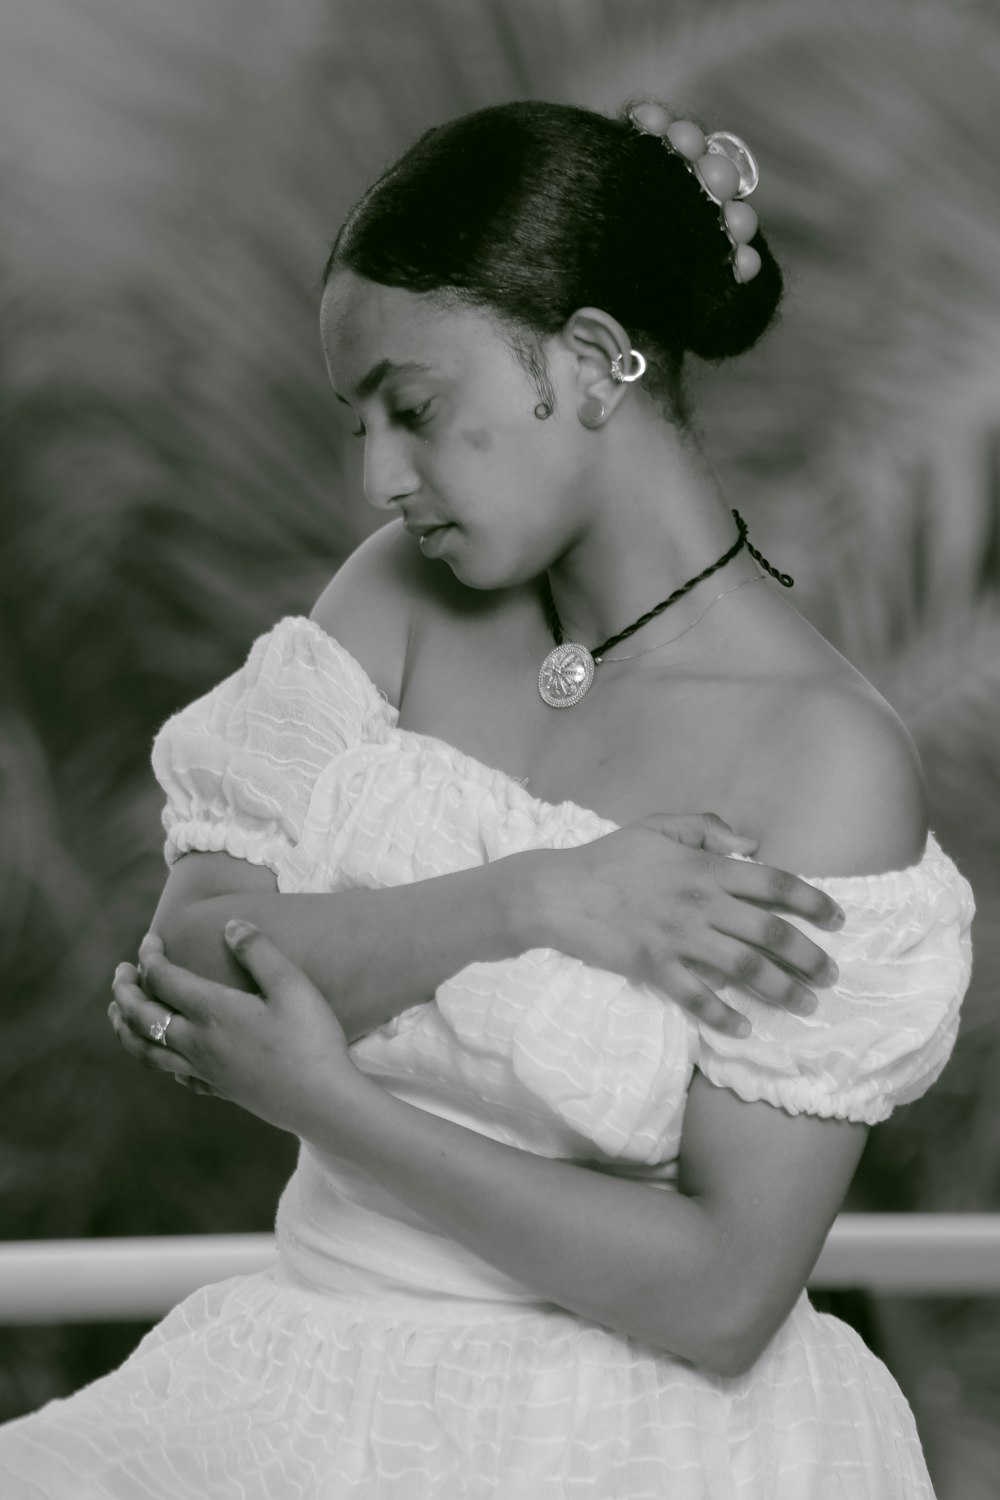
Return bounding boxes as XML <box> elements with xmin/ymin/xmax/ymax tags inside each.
<box><xmin>538</xmin><ymin>508</ymin><xmax>793</xmax><ymax>708</ymax></box>
<box><xmin>597</xmin><ymin>573</ymin><xmax>766</xmax><ymax>661</ymax></box>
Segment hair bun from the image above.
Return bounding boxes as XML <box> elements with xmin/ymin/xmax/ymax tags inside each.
<box><xmin>620</xmin><ymin>101</ymin><xmax>784</xmax><ymax>364</ymax></box>
<box><xmin>682</xmin><ymin>246</ymin><xmax>783</xmax><ymax>362</ymax></box>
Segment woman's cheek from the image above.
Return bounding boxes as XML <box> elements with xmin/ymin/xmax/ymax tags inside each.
<box><xmin>459</xmin><ymin>426</ymin><xmax>494</xmax><ymax>453</ymax></box>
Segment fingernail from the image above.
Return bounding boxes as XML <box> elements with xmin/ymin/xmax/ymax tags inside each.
<box><xmin>225</xmin><ymin>919</ymin><xmax>254</xmax><ymax>942</ymax></box>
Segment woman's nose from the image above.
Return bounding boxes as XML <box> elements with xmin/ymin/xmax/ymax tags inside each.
<box><xmin>363</xmin><ymin>436</ymin><xmax>420</xmax><ymax>511</ymax></box>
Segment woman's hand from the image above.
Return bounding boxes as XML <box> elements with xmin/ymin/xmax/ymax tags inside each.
<box><xmin>528</xmin><ymin>813</ymin><xmax>845</xmax><ymax>1037</ymax></box>
<box><xmin>107</xmin><ymin>922</ymin><xmax>363</xmax><ymax>1137</ymax></box>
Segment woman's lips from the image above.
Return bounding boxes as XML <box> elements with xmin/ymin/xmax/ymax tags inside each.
<box><xmin>417</xmin><ymin>524</ymin><xmax>454</xmax><ymax>552</ymax></box>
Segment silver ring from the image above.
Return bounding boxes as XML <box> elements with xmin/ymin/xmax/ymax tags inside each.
<box><xmin>149</xmin><ymin>1012</ymin><xmax>173</xmax><ymax>1046</ymax></box>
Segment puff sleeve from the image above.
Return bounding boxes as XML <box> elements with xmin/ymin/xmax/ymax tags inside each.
<box><xmin>150</xmin><ymin>615</ymin><xmax>393</xmax><ymax>878</ymax></box>
<box><xmin>693</xmin><ymin>834</ymin><xmax>975</xmax><ymax>1124</ymax></box>
<box><xmin>364</xmin><ymin>834</ymin><xmax>974</xmax><ymax>1161</ymax></box>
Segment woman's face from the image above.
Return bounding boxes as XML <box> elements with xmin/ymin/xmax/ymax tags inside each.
<box><xmin>319</xmin><ymin>269</ymin><xmax>588</xmax><ymax>590</ymax></box>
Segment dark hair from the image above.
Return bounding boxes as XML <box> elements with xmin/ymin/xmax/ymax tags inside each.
<box><xmin>321</xmin><ymin>99</ymin><xmax>784</xmax><ymax>429</ymax></box>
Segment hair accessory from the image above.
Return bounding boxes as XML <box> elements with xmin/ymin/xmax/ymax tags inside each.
<box><xmin>610</xmin><ymin>349</ymin><xmax>647</xmax><ymax>383</ymax></box>
<box><xmin>578</xmin><ymin>396</ymin><xmax>606</xmax><ymax>427</ymax></box>
<box><xmin>626</xmin><ymin>100</ymin><xmax>762</xmax><ymax>284</ymax></box>
<box><xmin>537</xmin><ymin>508</ymin><xmax>792</xmax><ymax>708</ymax></box>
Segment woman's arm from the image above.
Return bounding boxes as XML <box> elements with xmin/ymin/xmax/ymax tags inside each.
<box><xmin>299</xmin><ymin>1065</ymin><xmax>764</xmax><ymax>1377</ymax></box>
<box><xmin>299</xmin><ymin>1060</ymin><xmax>865</xmax><ymax>1378</ymax></box>
<box><xmin>122</xmin><ymin>919</ymin><xmax>865</xmax><ymax>1377</ymax></box>
<box><xmin>157</xmin><ymin>860</ymin><xmax>536</xmax><ymax>1045</ymax></box>
<box><xmin>153</xmin><ymin>821</ymin><xmax>844</xmax><ymax>1047</ymax></box>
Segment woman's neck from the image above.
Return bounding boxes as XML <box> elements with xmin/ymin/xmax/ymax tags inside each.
<box><xmin>546</xmin><ymin>414</ymin><xmax>761</xmax><ymax>651</ymax></box>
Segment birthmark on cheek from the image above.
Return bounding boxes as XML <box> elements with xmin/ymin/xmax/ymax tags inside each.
<box><xmin>461</xmin><ymin>427</ymin><xmax>492</xmax><ymax>452</ymax></box>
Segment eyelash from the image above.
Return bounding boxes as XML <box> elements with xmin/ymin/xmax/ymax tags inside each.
<box><xmin>351</xmin><ymin>400</ymin><xmax>432</xmax><ymax>438</ymax></box>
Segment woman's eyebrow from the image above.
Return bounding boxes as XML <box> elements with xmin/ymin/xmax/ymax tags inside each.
<box><xmin>333</xmin><ymin>359</ymin><xmax>434</xmax><ymax>404</ymax></box>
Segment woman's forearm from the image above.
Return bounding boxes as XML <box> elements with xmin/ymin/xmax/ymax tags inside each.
<box><xmin>158</xmin><ymin>856</ymin><xmax>549</xmax><ymax>1044</ymax></box>
<box><xmin>304</xmin><ymin>1071</ymin><xmax>745</xmax><ymax>1377</ymax></box>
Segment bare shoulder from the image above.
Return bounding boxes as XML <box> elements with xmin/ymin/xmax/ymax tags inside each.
<box><xmin>753</xmin><ymin>677</ymin><xmax>929</xmax><ymax>877</ymax></box>
<box><xmin>309</xmin><ymin>518</ymin><xmax>453</xmax><ymax>707</ymax></box>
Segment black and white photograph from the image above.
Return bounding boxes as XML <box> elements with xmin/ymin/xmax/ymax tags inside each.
<box><xmin>0</xmin><ymin>1</ymin><xmax>997</xmax><ymax>1495</ymax></box>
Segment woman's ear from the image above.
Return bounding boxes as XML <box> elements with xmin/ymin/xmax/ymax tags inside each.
<box><xmin>558</xmin><ymin>306</ymin><xmax>636</xmax><ymax>416</ymax></box>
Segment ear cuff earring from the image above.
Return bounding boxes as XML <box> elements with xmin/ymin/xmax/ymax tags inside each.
<box><xmin>611</xmin><ymin>350</ymin><xmax>647</xmax><ymax>383</ymax></box>
<box><xmin>578</xmin><ymin>348</ymin><xmax>647</xmax><ymax>427</ymax></box>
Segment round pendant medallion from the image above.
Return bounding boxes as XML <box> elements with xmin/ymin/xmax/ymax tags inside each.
<box><xmin>538</xmin><ymin>642</ymin><xmax>595</xmax><ymax>708</ymax></box>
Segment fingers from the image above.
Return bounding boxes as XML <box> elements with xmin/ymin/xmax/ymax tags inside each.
<box><xmin>640</xmin><ymin>811</ymin><xmax>758</xmax><ymax>855</ymax></box>
<box><xmin>223</xmin><ymin>920</ymin><xmax>317</xmax><ymax>1002</ymax></box>
<box><xmin>693</xmin><ymin>933</ymin><xmax>821</xmax><ymax>1014</ymax></box>
<box><xmin>135</xmin><ymin>936</ymin><xmax>229</xmax><ymax>1023</ymax></box>
<box><xmin>174</xmin><ymin>1073</ymin><xmax>217</xmax><ymax>1097</ymax></box>
<box><xmin>660</xmin><ymin>962</ymin><xmax>752</xmax><ymax>1038</ymax></box>
<box><xmin>710</xmin><ymin>905</ymin><xmax>839</xmax><ymax>992</ymax></box>
<box><xmin>720</xmin><ymin>859</ymin><xmax>846</xmax><ymax>931</ymax></box>
<box><xmin>693</xmin><ymin>813</ymin><xmax>759</xmax><ymax>857</ymax></box>
<box><xmin>109</xmin><ymin>997</ymin><xmax>188</xmax><ymax>1075</ymax></box>
<box><xmin>109</xmin><ymin>963</ymin><xmax>191</xmax><ymax>1074</ymax></box>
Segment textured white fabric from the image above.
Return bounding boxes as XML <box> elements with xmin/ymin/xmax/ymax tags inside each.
<box><xmin>0</xmin><ymin>613</ymin><xmax>975</xmax><ymax>1498</ymax></box>
<box><xmin>693</xmin><ymin>844</ymin><xmax>973</xmax><ymax>1124</ymax></box>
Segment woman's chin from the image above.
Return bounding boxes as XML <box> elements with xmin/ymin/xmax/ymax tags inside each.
<box><xmin>425</xmin><ymin>531</ymin><xmax>529</xmax><ymax>594</ymax></box>
<box><xmin>443</xmin><ymin>558</ymin><xmax>491</xmax><ymax>589</ymax></box>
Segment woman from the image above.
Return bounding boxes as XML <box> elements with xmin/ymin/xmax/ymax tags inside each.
<box><xmin>0</xmin><ymin>98</ymin><xmax>974</xmax><ymax>1497</ymax></box>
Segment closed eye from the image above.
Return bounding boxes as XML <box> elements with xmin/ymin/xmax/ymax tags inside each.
<box><xmin>396</xmin><ymin>399</ymin><xmax>433</xmax><ymax>428</ymax></box>
<box><xmin>351</xmin><ymin>399</ymin><xmax>433</xmax><ymax>439</ymax></box>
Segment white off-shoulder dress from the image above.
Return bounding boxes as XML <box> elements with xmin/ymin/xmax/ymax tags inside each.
<box><xmin>0</xmin><ymin>615</ymin><xmax>975</xmax><ymax>1499</ymax></box>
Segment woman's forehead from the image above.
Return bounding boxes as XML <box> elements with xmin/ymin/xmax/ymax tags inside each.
<box><xmin>323</xmin><ymin>274</ymin><xmax>451</xmax><ymax>353</ymax></box>
<box><xmin>321</xmin><ymin>274</ymin><xmax>500</xmax><ymax>391</ymax></box>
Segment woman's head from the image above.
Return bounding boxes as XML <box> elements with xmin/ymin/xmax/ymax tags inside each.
<box><xmin>318</xmin><ymin>99</ymin><xmax>785</xmax><ymax>592</ymax></box>
<box><xmin>322</xmin><ymin>98</ymin><xmax>784</xmax><ymax>429</ymax></box>
<box><xmin>320</xmin><ymin>272</ymin><xmax>631</xmax><ymax>589</ymax></box>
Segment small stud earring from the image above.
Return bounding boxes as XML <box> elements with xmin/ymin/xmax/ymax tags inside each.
<box><xmin>578</xmin><ymin>396</ymin><xmax>606</xmax><ymax>428</ymax></box>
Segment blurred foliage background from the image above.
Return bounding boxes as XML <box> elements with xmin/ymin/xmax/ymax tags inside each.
<box><xmin>1</xmin><ymin>0</ymin><xmax>998</xmax><ymax>1491</ymax></box>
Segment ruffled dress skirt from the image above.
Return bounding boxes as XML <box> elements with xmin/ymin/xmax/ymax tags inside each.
<box><xmin>0</xmin><ymin>1152</ymin><xmax>936</xmax><ymax>1499</ymax></box>
<box><xmin>0</xmin><ymin>1268</ymin><xmax>933</xmax><ymax>1499</ymax></box>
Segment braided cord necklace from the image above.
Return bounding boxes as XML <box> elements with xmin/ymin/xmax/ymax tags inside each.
<box><xmin>538</xmin><ymin>509</ymin><xmax>793</xmax><ymax>707</ymax></box>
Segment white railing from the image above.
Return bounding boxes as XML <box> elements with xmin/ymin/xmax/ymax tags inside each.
<box><xmin>1</xmin><ymin>1215</ymin><xmax>999</xmax><ymax>1322</ymax></box>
